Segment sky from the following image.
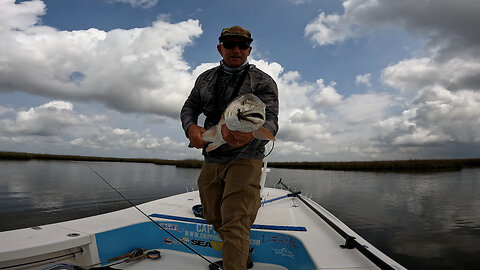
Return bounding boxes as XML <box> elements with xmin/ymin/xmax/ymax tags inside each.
<box><xmin>1</xmin><ymin>0</ymin><xmax>479</xmax><ymax>162</ymax></box>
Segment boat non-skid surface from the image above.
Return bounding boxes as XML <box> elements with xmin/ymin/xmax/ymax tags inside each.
<box><xmin>0</xmin><ymin>188</ymin><xmax>406</xmax><ymax>270</ymax></box>
<box><xmin>114</xmin><ymin>250</ymin><xmax>287</xmax><ymax>270</ymax></box>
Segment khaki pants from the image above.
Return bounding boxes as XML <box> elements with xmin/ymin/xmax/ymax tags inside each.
<box><xmin>198</xmin><ymin>158</ymin><xmax>263</xmax><ymax>270</ymax></box>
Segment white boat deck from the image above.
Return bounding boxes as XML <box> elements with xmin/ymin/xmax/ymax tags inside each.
<box><xmin>0</xmin><ymin>187</ymin><xmax>406</xmax><ymax>270</ymax></box>
<box><xmin>116</xmin><ymin>250</ymin><xmax>286</xmax><ymax>270</ymax></box>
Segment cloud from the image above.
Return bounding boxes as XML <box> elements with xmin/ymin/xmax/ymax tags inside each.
<box><xmin>289</xmin><ymin>107</ymin><xmax>325</xmax><ymax>124</ymax></box>
<box><xmin>0</xmin><ymin>0</ymin><xmax>202</xmax><ymax>118</ymax></box>
<box><xmin>305</xmin><ymin>0</ymin><xmax>480</xmax><ymax>52</ymax></box>
<box><xmin>273</xmin><ymin>141</ymin><xmax>314</xmax><ymax>159</ymax></box>
<box><xmin>356</xmin><ymin>73</ymin><xmax>371</xmax><ymax>88</ymax></box>
<box><xmin>248</xmin><ymin>58</ymin><xmax>415</xmax><ymax>161</ymax></box>
<box><xmin>1</xmin><ymin>1</ymin><xmax>406</xmax><ymax>161</ymax></box>
<box><xmin>335</xmin><ymin>93</ymin><xmax>392</xmax><ymax>125</ymax></box>
<box><xmin>313</xmin><ymin>79</ymin><xmax>343</xmax><ymax>107</ymax></box>
<box><xmin>377</xmin><ymin>87</ymin><xmax>480</xmax><ymax>146</ymax></box>
<box><xmin>0</xmin><ymin>105</ymin><xmax>14</xmax><ymax>116</ymax></box>
<box><xmin>0</xmin><ymin>0</ymin><xmax>45</xmax><ymax>32</ymax></box>
<box><xmin>304</xmin><ymin>12</ymin><xmax>355</xmax><ymax>46</ymax></box>
<box><xmin>382</xmin><ymin>58</ymin><xmax>480</xmax><ymax>92</ymax></box>
<box><xmin>2</xmin><ymin>100</ymin><xmax>82</xmax><ymax>137</ymax></box>
<box><xmin>303</xmin><ymin>0</ymin><xmax>480</xmax><ymax>100</ymax></box>
<box><xmin>108</xmin><ymin>0</ymin><xmax>158</xmax><ymax>8</ymax></box>
<box><xmin>1</xmin><ymin>0</ymin><xmax>479</xmax><ymax>161</ymax></box>
<box><xmin>301</xmin><ymin>0</ymin><xmax>480</xmax><ymax>160</ymax></box>
<box><xmin>245</xmin><ymin>55</ymin><xmax>479</xmax><ymax>161</ymax></box>
<box><xmin>285</xmin><ymin>0</ymin><xmax>312</xmax><ymax>5</ymax></box>
<box><xmin>0</xmin><ymin>100</ymin><xmax>188</xmax><ymax>158</ymax></box>
<box><xmin>248</xmin><ymin>60</ymin><xmax>340</xmax><ymax>144</ymax></box>
<box><xmin>303</xmin><ymin>0</ymin><xmax>480</xmax><ymax>90</ymax></box>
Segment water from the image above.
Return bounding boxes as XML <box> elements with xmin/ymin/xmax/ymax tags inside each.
<box><xmin>1</xmin><ymin>160</ymin><xmax>479</xmax><ymax>269</ymax></box>
<box><xmin>0</xmin><ymin>161</ymin><xmax>199</xmax><ymax>231</ymax></box>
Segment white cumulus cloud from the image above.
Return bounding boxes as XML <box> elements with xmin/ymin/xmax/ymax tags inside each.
<box><xmin>356</xmin><ymin>73</ymin><xmax>371</xmax><ymax>88</ymax></box>
<box><xmin>0</xmin><ymin>100</ymin><xmax>188</xmax><ymax>158</ymax></box>
<box><xmin>0</xmin><ymin>0</ymin><xmax>202</xmax><ymax>118</ymax></box>
<box><xmin>1</xmin><ymin>0</ymin><xmax>480</xmax><ymax>161</ymax></box>
<box><xmin>304</xmin><ymin>12</ymin><xmax>355</xmax><ymax>46</ymax></box>
<box><xmin>302</xmin><ymin>0</ymin><xmax>480</xmax><ymax>160</ymax></box>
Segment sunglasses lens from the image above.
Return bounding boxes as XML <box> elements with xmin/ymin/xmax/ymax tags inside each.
<box><xmin>222</xmin><ymin>41</ymin><xmax>233</xmax><ymax>49</ymax></box>
<box><xmin>223</xmin><ymin>41</ymin><xmax>250</xmax><ymax>50</ymax></box>
<box><xmin>238</xmin><ymin>42</ymin><xmax>250</xmax><ymax>50</ymax></box>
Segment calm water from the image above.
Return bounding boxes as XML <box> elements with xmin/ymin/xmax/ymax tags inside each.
<box><xmin>1</xmin><ymin>160</ymin><xmax>479</xmax><ymax>270</ymax></box>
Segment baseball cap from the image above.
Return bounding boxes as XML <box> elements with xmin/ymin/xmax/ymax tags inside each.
<box><xmin>219</xmin><ymin>26</ymin><xmax>253</xmax><ymax>43</ymax></box>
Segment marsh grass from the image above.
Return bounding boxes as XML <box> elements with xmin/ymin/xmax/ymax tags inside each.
<box><xmin>1</xmin><ymin>151</ymin><xmax>478</xmax><ymax>172</ymax></box>
<box><xmin>267</xmin><ymin>159</ymin><xmax>480</xmax><ymax>172</ymax></box>
<box><xmin>0</xmin><ymin>151</ymin><xmax>175</xmax><ymax>164</ymax></box>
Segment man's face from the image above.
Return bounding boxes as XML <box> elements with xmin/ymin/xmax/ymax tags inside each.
<box><xmin>217</xmin><ymin>37</ymin><xmax>252</xmax><ymax>67</ymax></box>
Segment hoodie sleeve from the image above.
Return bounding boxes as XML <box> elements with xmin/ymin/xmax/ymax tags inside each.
<box><xmin>180</xmin><ymin>76</ymin><xmax>204</xmax><ymax>138</ymax></box>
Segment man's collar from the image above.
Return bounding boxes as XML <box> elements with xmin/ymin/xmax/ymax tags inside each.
<box><xmin>220</xmin><ymin>60</ymin><xmax>249</xmax><ymax>74</ymax></box>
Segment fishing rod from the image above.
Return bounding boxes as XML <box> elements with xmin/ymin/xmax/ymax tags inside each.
<box><xmin>261</xmin><ymin>191</ymin><xmax>300</xmax><ymax>205</ymax></box>
<box><xmin>87</xmin><ymin>165</ymin><xmax>222</xmax><ymax>269</ymax></box>
<box><xmin>277</xmin><ymin>178</ymin><xmax>396</xmax><ymax>270</ymax></box>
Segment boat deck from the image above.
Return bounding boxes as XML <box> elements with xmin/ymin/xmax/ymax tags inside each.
<box><xmin>116</xmin><ymin>250</ymin><xmax>286</xmax><ymax>270</ymax></box>
<box><xmin>0</xmin><ymin>187</ymin><xmax>406</xmax><ymax>270</ymax></box>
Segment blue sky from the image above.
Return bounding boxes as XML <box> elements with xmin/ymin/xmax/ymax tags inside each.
<box><xmin>1</xmin><ymin>0</ymin><xmax>479</xmax><ymax>161</ymax></box>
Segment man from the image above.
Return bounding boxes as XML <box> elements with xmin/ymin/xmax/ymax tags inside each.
<box><xmin>181</xmin><ymin>25</ymin><xmax>279</xmax><ymax>270</ymax></box>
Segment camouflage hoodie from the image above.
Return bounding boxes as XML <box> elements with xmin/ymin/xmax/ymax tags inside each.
<box><xmin>181</xmin><ymin>62</ymin><xmax>279</xmax><ymax>162</ymax></box>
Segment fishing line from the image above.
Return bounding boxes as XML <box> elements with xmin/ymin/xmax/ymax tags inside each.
<box><xmin>203</xmin><ymin>139</ymin><xmax>254</xmax><ymax>189</ymax></box>
<box><xmin>86</xmin><ymin>164</ymin><xmax>219</xmax><ymax>268</ymax></box>
<box><xmin>204</xmin><ymin>138</ymin><xmax>274</xmax><ymax>192</ymax></box>
<box><xmin>87</xmin><ymin>171</ymin><xmax>100</xmax><ymax>216</ymax></box>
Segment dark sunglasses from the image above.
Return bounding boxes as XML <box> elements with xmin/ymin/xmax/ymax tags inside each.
<box><xmin>222</xmin><ymin>40</ymin><xmax>250</xmax><ymax>50</ymax></box>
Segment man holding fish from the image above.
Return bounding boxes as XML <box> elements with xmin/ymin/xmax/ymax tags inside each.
<box><xmin>181</xmin><ymin>26</ymin><xmax>279</xmax><ymax>270</ymax></box>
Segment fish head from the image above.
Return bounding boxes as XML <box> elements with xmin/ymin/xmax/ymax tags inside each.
<box><xmin>224</xmin><ymin>93</ymin><xmax>266</xmax><ymax>132</ymax></box>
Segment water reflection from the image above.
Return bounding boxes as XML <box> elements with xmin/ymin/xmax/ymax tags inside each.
<box><xmin>0</xmin><ymin>160</ymin><xmax>200</xmax><ymax>231</ymax></box>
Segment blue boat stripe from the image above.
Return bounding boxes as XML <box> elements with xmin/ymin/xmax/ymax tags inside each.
<box><xmin>149</xmin><ymin>213</ymin><xmax>307</xmax><ymax>231</ymax></box>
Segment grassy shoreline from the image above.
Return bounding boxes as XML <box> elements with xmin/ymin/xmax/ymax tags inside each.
<box><xmin>1</xmin><ymin>151</ymin><xmax>479</xmax><ymax>172</ymax></box>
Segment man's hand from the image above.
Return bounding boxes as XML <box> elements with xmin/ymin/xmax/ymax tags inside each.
<box><xmin>187</xmin><ymin>124</ymin><xmax>207</xmax><ymax>149</ymax></box>
<box><xmin>221</xmin><ymin>124</ymin><xmax>254</xmax><ymax>147</ymax></box>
